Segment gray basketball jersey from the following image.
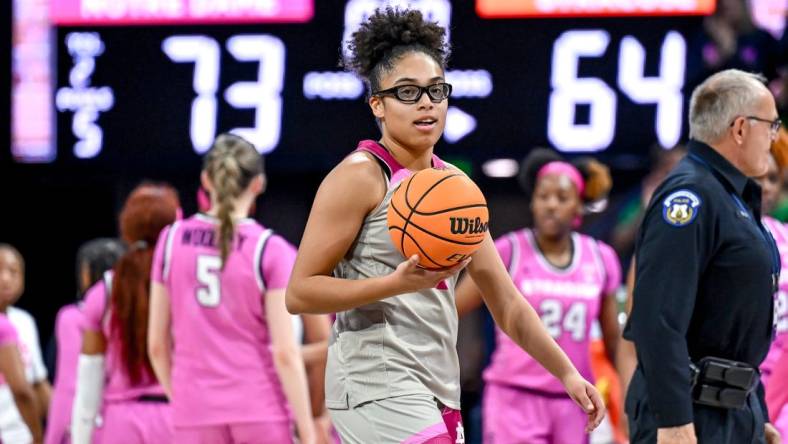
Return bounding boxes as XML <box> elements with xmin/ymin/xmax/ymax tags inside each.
<box><xmin>325</xmin><ymin>140</ymin><xmax>461</xmax><ymax>410</ymax></box>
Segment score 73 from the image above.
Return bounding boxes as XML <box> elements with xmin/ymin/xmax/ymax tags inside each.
<box><xmin>162</xmin><ymin>35</ymin><xmax>285</xmax><ymax>154</ymax></box>
<box><xmin>548</xmin><ymin>30</ymin><xmax>686</xmax><ymax>152</ymax></box>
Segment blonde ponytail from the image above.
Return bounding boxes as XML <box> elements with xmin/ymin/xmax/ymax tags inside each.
<box><xmin>203</xmin><ymin>134</ymin><xmax>264</xmax><ymax>269</ymax></box>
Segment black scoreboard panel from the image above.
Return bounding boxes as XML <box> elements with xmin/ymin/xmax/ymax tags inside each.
<box><xmin>44</xmin><ymin>1</ymin><xmax>706</xmax><ymax>174</ymax></box>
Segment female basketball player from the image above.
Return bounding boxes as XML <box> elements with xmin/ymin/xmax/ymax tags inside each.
<box><xmin>0</xmin><ymin>312</ymin><xmax>42</xmax><ymax>443</ymax></box>
<box><xmin>454</xmin><ymin>149</ymin><xmax>621</xmax><ymax>444</ymax></box>
<box><xmin>199</xmin><ymin>174</ymin><xmax>332</xmax><ymax>443</ymax></box>
<box><xmin>46</xmin><ymin>238</ymin><xmax>125</xmax><ymax>444</ymax></box>
<box><xmin>756</xmin><ymin>141</ymin><xmax>788</xmax><ymax>441</ymax></box>
<box><xmin>0</xmin><ymin>244</ymin><xmax>51</xmax><ymax>443</ymax></box>
<box><xmin>147</xmin><ymin>134</ymin><xmax>315</xmax><ymax>444</ymax></box>
<box><xmin>285</xmin><ymin>8</ymin><xmax>605</xmax><ymax>444</ymax></box>
<box><xmin>71</xmin><ymin>184</ymin><xmax>178</xmax><ymax>444</ymax></box>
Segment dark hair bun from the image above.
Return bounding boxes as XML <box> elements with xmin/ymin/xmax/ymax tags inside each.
<box><xmin>519</xmin><ymin>149</ymin><xmax>612</xmax><ymax>204</ymax></box>
<box><xmin>518</xmin><ymin>148</ymin><xmax>563</xmax><ymax>198</ymax></box>
<box><xmin>343</xmin><ymin>7</ymin><xmax>449</xmax><ymax>84</ymax></box>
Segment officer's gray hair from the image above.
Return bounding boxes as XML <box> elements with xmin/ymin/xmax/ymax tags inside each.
<box><xmin>688</xmin><ymin>69</ymin><xmax>768</xmax><ymax>144</ymax></box>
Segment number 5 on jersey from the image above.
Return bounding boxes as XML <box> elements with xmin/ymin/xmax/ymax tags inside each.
<box><xmin>197</xmin><ymin>255</ymin><xmax>222</xmax><ymax>307</ymax></box>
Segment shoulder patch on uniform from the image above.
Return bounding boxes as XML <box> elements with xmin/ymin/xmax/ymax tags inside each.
<box><xmin>662</xmin><ymin>189</ymin><xmax>702</xmax><ymax>227</ymax></box>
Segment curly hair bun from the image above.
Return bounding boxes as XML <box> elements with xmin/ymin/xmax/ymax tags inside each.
<box><xmin>343</xmin><ymin>7</ymin><xmax>449</xmax><ymax>89</ymax></box>
<box><xmin>575</xmin><ymin>158</ymin><xmax>612</xmax><ymax>202</ymax></box>
<box><xmin>518</xmin><ymin>148</ymin><xmax>563</xmax><ymax>197</ymax></box>
<box><xmin>771</xmin><ymin>126</ymin><xmax>788</xmax><ymax>171</ymax></box>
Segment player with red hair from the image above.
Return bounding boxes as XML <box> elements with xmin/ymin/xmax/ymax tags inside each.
<box><xmin>71</xmin><ymin>183</ymin><xmax>180</xmax><ymax>444</ymax></box>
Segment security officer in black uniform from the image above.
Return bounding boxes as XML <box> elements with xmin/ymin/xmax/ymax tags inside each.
<box><xmin>625</xmin><ymin>69</ymin><xmax>783</xmax><ymax>444</ymax></box>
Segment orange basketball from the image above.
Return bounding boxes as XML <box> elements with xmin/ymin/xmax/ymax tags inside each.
<box><xmin>388</xmin><ymin>168</ymin><xmax>489</xmax><ymax>269</ymax></box>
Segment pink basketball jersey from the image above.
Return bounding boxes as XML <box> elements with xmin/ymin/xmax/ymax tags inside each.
<box><xmin>151</xmin><ymin>213</ymin><xmax>296</xmax><ymax>427</ymax></box>
<box><xmin>761</xmin><ymin>216</ymin><xmax>788</xmax><ymax>384</ymax></box>
<box><xmin>82</xmin><ymin>273</ymin><xmax>166</xmax><ymax>403</ymax></box>
<box><xmin>483</xmin><ymin>228</ymin><xmax>621</xmax><ymax>394</ymax></box>
<box><xmin>0</xmin><ymin>313</ymin><xmax>18</xmax><ymax>385</ymax></box>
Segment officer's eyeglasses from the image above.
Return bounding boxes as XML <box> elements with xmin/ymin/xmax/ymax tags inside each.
<box><xmin>730</xmin><ymin>115</ymin><xmax>782</xmax><ymax>136</ymax></box>
<box><xmin>372</xmin><ymin>83</ymin><xmax>452</xmax><ymax>104</ymax></box>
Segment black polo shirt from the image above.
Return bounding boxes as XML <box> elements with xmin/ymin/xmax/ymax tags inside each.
<box><xmin>624</xmin><ymin>140</ymin><xmax>777</xmax><ymax>427</ymax></box>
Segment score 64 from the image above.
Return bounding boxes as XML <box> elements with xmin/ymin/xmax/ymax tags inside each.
<box><xmin>162</xmin><ymin>35</ymin><xmax>285</xmax><ymax>154</ymax></box>
<box><xmin>549</xmin><ymin>30</ymin><xmax>686</xmax><ymax>152</ymax></box>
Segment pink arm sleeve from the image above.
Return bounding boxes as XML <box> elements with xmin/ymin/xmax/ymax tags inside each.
<box><xmin>262</xmin><ymin>234</ymin><xmax>297</xmax><ymax>291</ymax></box>
<box><xmin>599</xmin><ymin>242</ymin><xmax>622</xmax><ymax>295</ymax></box>
<box><xmin>0</xmin><ymin>315</ymin><xmax>18</xmax><ymax>347</ymax></box>
<box><xmin>151</xmin><ymin>225</ymin><xmax>171</xmax><ymax>284</ymax></box>
<box><xmin>55</xmin><ymin>304</ymin><xmax>82</xmax><ymax>350</ymax></box>
<box><xmin>494</xmin><ymin>235</ymin><xmax>514</xmax><ymax>274</ymax></box>
<box><xmin>80</xmin><ymin>280</ymin><xmax>108</xmax><ymax>332</ymax></box>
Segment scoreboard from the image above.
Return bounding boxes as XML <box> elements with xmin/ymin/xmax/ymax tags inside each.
<box><xmin>11</xmin><ymin>0</ymin><xmax>715</xmax><ymax>174</ymax></box>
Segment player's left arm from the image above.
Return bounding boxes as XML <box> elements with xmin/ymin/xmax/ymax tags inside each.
<box><xmin>599</xmin><ymin>295</ymin><xmax>620</xmax><ymax>365</ymax></box>
<box><xmin>598</xmin><ymin>242</ymin><xmax>622</xmax><ymax>365</ymax></box>
<box><xmin>147</xmin><ymin>282</ymin><xmax>173</xmax><ymax>398</ymax></box>
<box><xmin>466</xmin><ymin>233</ymin><xmax>605</xmax><ymax>432</ymax></box>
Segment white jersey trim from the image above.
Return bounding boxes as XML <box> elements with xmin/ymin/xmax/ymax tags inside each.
<box><xmin>103</xmin><ymin>270</ymin><xmax>114</xmax><ymax>296</ymax></box>
<box><xmin>102</xmin><ymin>270</ymin><xmax>114</xmax><ymax>326</ymax></box>
<box><xmin>525</xmin><ymin>229</ymin><xmax>582</xmax><ymax>275</ymax></box>
<box><xmin>254</xmin><ymin>229</ymin><xmax>274</xmax><ymax>293</ymax></box>
<box><xmin>162</xmin><ymin>221</ymin><xmax>181</xmax><ymax>282</ymax></box>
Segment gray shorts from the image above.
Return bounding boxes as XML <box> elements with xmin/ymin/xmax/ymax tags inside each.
<box><xmin>329</xmin><ymin>394</ymin><xmax>457</xmax><ymax>444</ymax></box>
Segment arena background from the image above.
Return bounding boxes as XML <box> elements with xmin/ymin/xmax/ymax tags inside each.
<box><xmin>3</xmin><ymin>0</ymin><xmax>782</xmax><ymax>361</ymax></box>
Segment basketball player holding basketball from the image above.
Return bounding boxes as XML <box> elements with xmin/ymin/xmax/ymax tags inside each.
<box><xmin>285</xmin><ymin>8</ymin><xmax>605</xmax><ymax>444</ymax></box>
<box><xmin>46</xmin><ymin>238</ymin><xmax>125</xmax><ymax>444</ymax></box>
<box><xmin>455</xmin><ymin>149</ymin><xmax>622</xmax><ymax>444</ymax></box>
<box><xmin>147</xmin><ymin>134</ymin><xmax>316</xmax><ymax>444</ymax></box>
<box><xmin>71</xmin><ymin>184</ymin><xmax>178</xmax><ymax>444</ymax></box>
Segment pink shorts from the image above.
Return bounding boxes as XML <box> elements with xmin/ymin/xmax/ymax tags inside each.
<box><xmin>483</xmin><ymin>382</ymin><xmax>589</xmax><ymax>444</ymax></box>
<box><xmin>174</xmin><ymin>421</ymin><xmax>293</xmax><ymax>444</ymax></box>
<box><xmin>102</xmin><ymin>400</ymin><xmax>172</xmax><ymax>444</ymax></box>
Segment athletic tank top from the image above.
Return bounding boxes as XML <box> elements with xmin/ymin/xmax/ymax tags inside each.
<box><xmin>325</xmin><ymin>140</ymin><xmax>462</xmax><ymax>410</ymax></box>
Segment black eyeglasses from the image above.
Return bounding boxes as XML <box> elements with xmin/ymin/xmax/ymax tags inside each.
<box><xmin>730</xmin><ymin>115</ymin><xmax>782</xmax><ymax>134</ymax></box>
<box><xmin>372</xmin><ymin>83</ymin><xmax>452</xmax><ymax>103</ymax></box>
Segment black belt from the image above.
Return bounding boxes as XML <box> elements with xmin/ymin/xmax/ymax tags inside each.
<box><xmin>137</xmin><ymin>394</ymin><xmax>169</xmax><ymax>403</ymax></box>
<box><xmin>690</xmin><ymin>357</ymin><xmax>758</xmax><ymax>409</ymax></box>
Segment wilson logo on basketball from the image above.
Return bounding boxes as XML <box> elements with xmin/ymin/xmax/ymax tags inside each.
<box><xmin>449</xmin><ymin>217</ymin><xmax>489</xmax><ymax>235</ymax></box>
<box><xmin>387</xmin><ymin>168</ymin><xmax>489</xmax><ymax>269</ymax></box>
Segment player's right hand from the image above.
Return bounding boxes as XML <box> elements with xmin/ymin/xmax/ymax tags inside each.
<box><xmin>561</xmin><ymin>372</ymin><xmax>606</xmax><ymax>433</ymax></box>
<box><xmin>657</xmin><ymin>423</ymin><xmax>697</xmax><ymax>444</ymax></box>
<box><xmin>390</xmin><ymin>255</ymin><xmax>471</xmax><ymax>293</ymax></box>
